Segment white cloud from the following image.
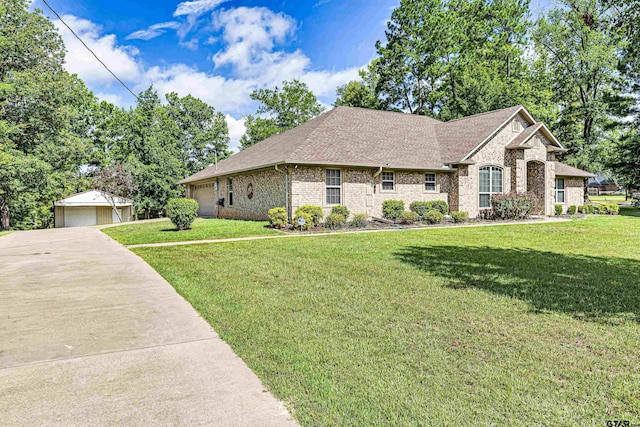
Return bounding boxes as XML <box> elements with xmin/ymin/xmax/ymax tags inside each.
<box><xmin>174</xmin><ymin>0</ymin><xmax>227</xmax><ymax>17</ymax></box>
<box><xmin>225</xmin><ymin>115</ymin><xmax>246</xmax><ymax>152</ymax></box>
<box><xmin>213</xmin><ymin>7</ymin><xmax>297</xmax><ymax>78</ymax></box>
<box><xmin>300</xmin><ymin>67</ymin><xmax>362</xmax><ymax>98</ymax></box>
<box><xmin>95</xmin><ymin>92</ymin><xmax>124</xmax><ymax>105</ymax></box>
<box><xmin>126</xmin><ymin>21</ymin><xmax>180</xmax><ymax>41</ymax></box>
<box><xmin>53</xmin><ymin>15</ymin><xmax>142</xmax><ymax>85</ymax></box>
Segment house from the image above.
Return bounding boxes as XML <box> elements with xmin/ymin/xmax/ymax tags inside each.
<box><xmin>179</xmin><ymin>105</ymin><xmax>594</xmax><ymax>220</ymax></box>
<box><xmin>588</xmin><ymin>176</ymin><xmax>621</xmax><ymax>196</ymax></box>
<box><xmin>54</xmin><ymin>190</ymin><xmax>133</xmax><ymax>228</ymax></box>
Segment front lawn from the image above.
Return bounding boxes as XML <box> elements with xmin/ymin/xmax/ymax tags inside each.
<box><xmin>590</xmin><ymin>194</ymin><xmax>627</xmax><ymax>204</ymax></box>
<box><xmin>103</xmin><ymin>218</ymin><xmax>281</xmax><ymax>245</ymax></box>
<box><xmin>134</xmin><ymin>214</ymin><xmax>640</xmax><ymax>426</ymax></box>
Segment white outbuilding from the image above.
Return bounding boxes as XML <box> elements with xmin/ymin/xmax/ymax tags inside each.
<box><xmin>54</xmin><ymin>190</ymin><xmax>133</xmax><ymax>228</ymax></box>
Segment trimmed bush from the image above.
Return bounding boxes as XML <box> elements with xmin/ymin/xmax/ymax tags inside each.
<box><xmin>478</xmin><ymin>209</ymin><xmax>495</xmax><ymax>220</ymax></box>
<box><xmin>451</xmin><ymin>211</ymin><xmax>469</xmax><ymax>223</ymax></box>
<box><xmin>165</xmin><ymin>198</ymin><xmax>199</xmax><ymax>230</ymax></box>
<box><xmin>577</xmin><ymin>205</ymin><xmax>589</xmax><ymax>214</ymax></box>
<box><xmin>268</xmin><ymin>207</ymin><xmax>288</xmax><ymax>229</ymax></box>
<box><xmin>567</xmin><ymin>205</ymin><xmax>577</xmax><ymax>215</ymax></box>
<box><xmin>554</xmin><ymin>204</ymin><xmax>563</xmax><ymax>216</ymax></box>
<box><xmin>425</xmin><ymin>210</ymin><xmax>444</xmax><ymax>224</ymax></box>
<box><xmin>427</xmin><ymin>200</ymin><xmax>449</xmax><ymax>215</ymax></box>
<box><xmin>587</xmin><ymin>204</ymin><xmax>596</xmax><ymax>214</ymax></box>
<box><xmin>331</xmin><ymin>205</ymin><xmax>350</xmax><ymax>219</ymax></box>
<box><xmin>324</xmin><ymin>213</ymin><xmax>346</xmax><ymax>229</ymax></box>
<box><xmin>597</xmin><ymin>204</ymin><xmax>619</xmax><ymax>215</ymax></box>
<box><xmin>491</xmin><ymin>193</ymin><xmax>536</xmax><ymax>220</ymax></box>
<box><xmin>382</xmin><ymin>199</ymin><xmax>405</xmax><ymax>221</ymax></box>
<box><xmin>296</xmin><ymin>205</ymin><xmax>323</xmax><ymax>226</ymax></box>
<box><xmin>409</xmin><ymin>201</ymin><xmax>431</xmax><ymax>218</ymax></box>
<box><xmin>399</xmin><ymin>211</ymin><xmax>419</xmax><ymax>224</ymax></box>
<box><xmin>293</xmin><ymin>211</ymin><xmax>313</xmax><ymax>230</ymax></box>
<box><xmin>633</xmin><ymin>195</ymin><xmax>640</xmax><ymax>209</ymax></box>
<box><xmin>349</xmin><ymin>213</ymin><xmax>368</xmax><ymax>228</ymax></box>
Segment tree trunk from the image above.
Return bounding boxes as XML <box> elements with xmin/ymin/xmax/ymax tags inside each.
<box><xmin>1</xmin><ymin>201</ymin><xmax>10</xmax><ymax>231</ymax></box>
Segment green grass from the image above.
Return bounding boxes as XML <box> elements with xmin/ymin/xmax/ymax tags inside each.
<box><xmin>103</xmin><ymin>218</ymin><xmax>281</xmax><ymax>245</ymax></box>
<box><xmin>134</xmin><ymin>214</ymin><xmax>640</xmax><ymax>426</ymax></box>
<box><xmin>0</xmin><ymin>231</ymin><xmax>12</xmax><ymax>238</ymax></box>
<box><xmin>590</xmin><ymin>194</ymin><xmax>627</xmax><ymax>204</ymax></box>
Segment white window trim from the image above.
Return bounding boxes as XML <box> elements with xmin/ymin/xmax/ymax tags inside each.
<box><xmin>227</xmin><ymin>178</ymin><xmax>233</xmax><ymax>206</ymax></box>
<box><xmin>381</xmin><ymin>171</ymin><xmax>395</xmax><ymax>192</ymax></box>
<box><xmin>325</xmin><ymin>169</ymin><xmax>342</xmax><ymax>206</ymax></box>
<box><xmin>424</xmin><ymin>173</ymin><xmax>437</xmax><ymax>193</ymax></box>
<box><xmin>479</xmin><ymin>165</ymin><xmax>503</xmax><ymax>209</ymax></box>
<box><xmin>511</xmin><ymin>120</ymin><xmax>520</xmax><ymax>132</ymax></box>
<box><xmin>555</xmin><ymin>177</ymin><xmax>566</xmax><ymax>204</ymax></box>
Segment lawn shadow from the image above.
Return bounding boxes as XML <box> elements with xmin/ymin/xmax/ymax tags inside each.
<box><xmin>394</xmin><ymin>245</ymin><xmax>640</xmax><ymax>323</ymax></box>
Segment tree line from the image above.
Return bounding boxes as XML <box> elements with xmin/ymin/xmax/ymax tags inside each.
<box><xmin>2</xmin><ymin>0</ymin><xmax>639</xmax><ymax>230</ymax></box>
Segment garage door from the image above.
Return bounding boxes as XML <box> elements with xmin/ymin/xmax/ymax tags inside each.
<box><xmin>191</xmin><ymin>183</ymin><xmax>215</xmax><ymax>217</ymax></box>
<box><xmin>64</xmin><ymin>207</ymin><xmax>97</xmax><ymax>227</ymax></box>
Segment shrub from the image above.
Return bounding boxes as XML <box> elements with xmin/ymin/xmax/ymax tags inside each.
<box><xmin>382</xmin><ymin>199</ymin><xmax>405</xmax><ymax>221</ymax></box>
<box><xmin>633</xmin><ymin>195</ymin><xmax>640</xmax><ymax>208</ymax></box>
<box><xmin>587</xmin><ymin>204</ymin><xmax>596</xmax><ymax>214</ymax></box>
<box><xmin>577</xmin><ymin>205</ymin><xmax>589</xmax><ymax>214</ymax></box>
<box><xmin>409</xmin><ymin>201</ymin><xmax>431</xmax><ymax>218</ymax></box>
<box><xmin>349</xmin><ymin>213</ymin><xmax>368</xmax><ymax>228</ymax></box>
<box><xmin>293</xmin><ymin>211</ymin><xmax>313</xmax><ymax>230</ymax></box>
<box><xmin>554</xmin><ymin>204</ymin><xmax>563</xmax><ymax>216</ymax></box>
<box><xmin>424</xmin><ymin>210</ymin><xmax>444</xmax><ymax>224</ymax></box>
<box><xmin>268</xmin><ymin>207</ymin><xmax>288</xmax><ymax>229</ymax></box>
<box><xmin>399</xmin><ymin>211</ymin><xmax>420</xmax><ymax>224</ymax></box>
<box><xmin>324</xmin><ymin>213</ymin><xmax>346</xmax><ymax>229</ymax></box>
<box><xmin>491</xmin><ymin>192</ymin><xmax>536</xmax><ymax>220</ymax></box>
<box><xmin>597</xmin><ymin>204</ymin><xmax>619</xmax><ymax>215</ymax></box>
<box><xmin>567</xmin><ymin>205</ymin><xmax>577</xmax><ymax>215</ymax></box>
<box><xmin>451</xmin><ymin>211</ymin><xmax>469</xmax><ymax>223</ymax></box>
<box><xmin>478</xmin><ymin>209</ymin><xmax>495</xmax><ymax>220</ymax></box>
<box><xmin>427</xmin><ymin>200</ymin><xmax>449</xmax><ymax>215</ymax></box>
<box><xmin>165</xmin><ymin>198</ymin><xmax>199</xmax><ymax>230</ymax></box>
<box><xmin>331</xmin><ymin>205</ymin><xmax>350</xmax><ymax>219</ymax></box>
<box><xmin>296</xmin><ymin>205</ymin><xmax>323</xmax><ymax>226</ymax></box>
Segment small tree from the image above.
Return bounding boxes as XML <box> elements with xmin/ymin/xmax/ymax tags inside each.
<box><xmin>93</xmin><ymin>164</ymin><xmax>136</xmax><ymax>222</ymax></box>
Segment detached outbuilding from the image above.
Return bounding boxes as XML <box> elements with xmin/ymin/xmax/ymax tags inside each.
<box><xmin>54</xmin><ymin>190</ymin><xmax>133</xmax><ymax>228</ymax></box>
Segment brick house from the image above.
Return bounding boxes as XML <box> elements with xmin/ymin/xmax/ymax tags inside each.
<box><xmin>179</xmin><ymin>105</ymin><xmax>594</xmax><ymax>220</ymax></box>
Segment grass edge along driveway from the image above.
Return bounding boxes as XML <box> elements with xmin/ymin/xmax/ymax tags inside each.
<box><xmin>134</xmin><ymin>212</ymin><xmax>640</xmax><ymax>426</ymax></box>
<box><xmin>102</xmin><ymin>217</ymin><xmax>281</xmax><ymax>246</ymax></box>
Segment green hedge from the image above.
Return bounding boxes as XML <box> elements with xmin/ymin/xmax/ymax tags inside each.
<box><xmin>296</xmin><ymin>205</ymin><xmax>323</xmax><ymax>226</ymax></box>
<box><xmin>399</xmin><ymin>211</ymin><xmax>419</xmax><ymax>224</ymax></box>
<box><xmin>165</xmin><ymin>198</ymin><xmax>199</xmax><ymax>230</ymax></box>
<box><xmin>451</xmin><ymin>211</ymin><xmax>469</xmax><ymax>223</ymax></box>
<box><xmin>331</xmin><ymin>205</ymin><xmax>350</xmax><ymax>219</ymax></box>
<box><xmin>567</xmin><ymin>205</ymin><xmax>577</xmax><ymax>215</ymax></box>
<box><xmin>554</xmin><ymin>204</ymin><xmax>563</xmax><ymax>216</ymax></box>
<box><xmin>382</xmin><ymin>200</ymin><xmax>405</xmax><ymax>221</ymax></box>
<box><xmin>491</xmin><ymin>193</ymin><xmax>536</xmax><ymax>220</ymax></box>
<box><xmin>324</xmin><ymin>213</ymin><xmax>346</xmax><ymax>229</ymax></box>
<box><xmin>268</xmin><ymin>207</ymin><xmax>288</xmax><ymax>228</ymax></box>
<box><xmin>349</xmin><ymin>213</ymin><xmax>368</xmax><ymax>228</ymax></box>
<box><xmin>425</xmin><ymin>210</ymin><xmax>444</xmax><ymax>224</ymax></box>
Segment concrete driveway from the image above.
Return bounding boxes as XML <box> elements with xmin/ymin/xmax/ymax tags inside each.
<box><xmin>0</xmin><ymin>227</ymin><xmax>297</xmax><ymax>426</ymax></box>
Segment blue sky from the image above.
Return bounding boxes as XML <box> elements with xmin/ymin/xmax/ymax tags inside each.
<box><xmin>32</xmin><ymin>0</ymin><xmax>551</xmax><ymax>150</ymax></box>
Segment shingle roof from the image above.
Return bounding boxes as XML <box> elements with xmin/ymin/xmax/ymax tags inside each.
<box><xmin>180</xmin><ymin>107</ymin><xmax>446</xmax><ymax>184</ymax></box>
<box><xmin>435</xmin><ymin>105</ymin><xmax>528</xmax><ymax>163</ymax></box>
<box><xmin>554</xmin><ymin>162</ymin><xmax>595</xmax><ymax>178</ymax></box>
<box><xmin>179</xmin><ymin>105</ymin><xmax>589</xmax><ymax>184</ymax></box>
<box><xmin>505</xmin><ymin>123</ymin><xmax>543</xmax><ymax>148</ymax></box>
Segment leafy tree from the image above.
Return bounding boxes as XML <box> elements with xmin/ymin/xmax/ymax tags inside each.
<box><xmin>533</xmin><ymin>0</ymin><xmax>627</xmax><ymax>172</ymax></box>
<box><xmin>0</xmin><ymin>0</ymin><xmax>94</xmax><ymax>229</ymax></box>
<box><xmin>335</xmin><ymin>68</ymin><xmax>380</xmax><ymax>109</ymax></box>
<box><xmin>165</xmin><ymin>92</ymin><xmax>230</xmax><ymax>174</ymax></box>
<box><xmin>92</xmin><ymin>163</ymin><xmax>136</xmax><ymax>221</ymax></box>
<box><xmin>240</xmin><ymin>79</ymin><xmax>324</xmax><ymax>149</ymax></box>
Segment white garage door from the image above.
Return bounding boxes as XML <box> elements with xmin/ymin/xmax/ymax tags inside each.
<box><xmin>64</xmin><ymin>207</ymin><xmax>97</xmax><ymax>227</ymax></box>
<box><xmin>112</xmin><ymin>208</ymin><xmax>124</xmax><ymax>223</ymax></box>
<box><xmin>192</xmin><ymin>183</ymin><xmax>216</xmax><ymax>217</ymax></box>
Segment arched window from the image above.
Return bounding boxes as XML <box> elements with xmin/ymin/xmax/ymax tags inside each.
<box><xmin>479</xmin><ymin>166</ymin><xmax>503</xmax><ymax>208</ymax></box>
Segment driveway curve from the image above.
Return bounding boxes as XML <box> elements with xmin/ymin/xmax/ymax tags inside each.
<box><xmin>0</xmin><ymin>227</ymin><xmax>296</xmax><ymax>426</ymax></box>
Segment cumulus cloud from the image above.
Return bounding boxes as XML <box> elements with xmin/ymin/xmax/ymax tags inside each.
<box><xmin>174</xmin><ymin>0</ymin><xmax>227</xmax><ymax>17</ymax></box>
<box><xmin>225</xmin><ymin>115</ymin><xmax>247</xmax><ymax>152</ymax></box>
<box><xmin>53</xmin><ymin>15</ymin><xmax>142</xmax><ymax>85</ymax></box>
<box><xmin>126</xmin><ymin>21</ymin><xmax>180</xmax><ymax>41</ymax></box>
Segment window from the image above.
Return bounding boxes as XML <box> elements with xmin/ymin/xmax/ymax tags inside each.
<box><xmin>227</xmin><ymin>178</ymin><xmax>233</xmax><ymax>206</ymax></box>
<box><xmin>511</xmin><ymin>120</ymin><xmax>520</xmax><ymax>132</ymax></box>
<box><xmin>425</xmin><ymin>173</ymin><xmax>436</xmax><ymax>192</ymax></box>
<box><xmin>382</xmin><ymin>172</ymin><xmax>395</xmax><ymax>191</ymax></box>
<box><xmin>479</xmin><ymin>166</ymin><xmax>503</xmax><ymax>208</ymax></box>
<box><xmin>325</xmin><ymin>169</ymin><xmax>341</xmax><ymax>205</ymax></box>
<box><xmin>555</xmin><ymin>178</ymin><xmax>565</xmax><ymax>203</ymax></box>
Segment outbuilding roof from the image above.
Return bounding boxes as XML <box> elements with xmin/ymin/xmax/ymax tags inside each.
<box><xmin>54</xmin><ymin>190</ymin><xmax>133</xmax><ymax>207</ymax></box>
